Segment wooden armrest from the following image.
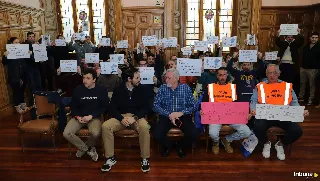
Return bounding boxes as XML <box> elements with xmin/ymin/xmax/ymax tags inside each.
<box><xmin>18</xmin><ymin>106</ymin><xmax>34</xmax><ymax>127</ymax></box>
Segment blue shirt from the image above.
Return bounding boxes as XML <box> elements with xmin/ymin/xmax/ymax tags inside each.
<box><xmin>153</xmin><ymin>84</ymin><xmax>196</xmax><ymax>117</ymax></box>
<box><xmin>250</xmin><ymin>79</ymin><xmax>299</xmax><ymax>111</ymax></box>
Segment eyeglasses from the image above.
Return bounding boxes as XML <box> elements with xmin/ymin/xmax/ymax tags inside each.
<box><xmin>266</xmin><ymin>71</ymin><xmax>278</xmax><ymax>75</ymax></box>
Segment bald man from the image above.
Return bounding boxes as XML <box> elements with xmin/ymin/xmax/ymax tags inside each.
<box><xmin>249</xmin><ymin>64</ymin><xmax>309</xmax><ymax>161</ymax></box>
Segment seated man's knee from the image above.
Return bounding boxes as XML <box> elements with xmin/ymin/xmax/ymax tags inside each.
<box><xmin>90</xmin><ymin>129</ymin><xmax>101</xmax><ymax>138</ymax></box>
<box><xmin>209</xmin><ymin>124</ymin><xmax>221</xmax><ymax>140</ymax></box>
<box><xmin>138</xmin><ymin>120</ymin><xmax>149</xmax><ymax>131</ymax></box>
<box><xmin>241</xmin><ymin>125</ymin><xmax>251</xmax><ymax>138</ymax></box>
<box><xmin>102</xmin><ymin>119</ymin><xmax>114</xmax><ymax>131</ymax></box>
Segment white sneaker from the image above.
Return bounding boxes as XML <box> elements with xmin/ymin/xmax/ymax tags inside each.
<box><xmin>275</xmin><ymin>141</ymin><xmax>285</xmax><ymax>160</ymax></box>
<box><xmin>262</xmin><ymin>141</ymin><xmax>271</xmax><ymax>158</ymax></box>
<box><xmin>87</xmin><ymin>147</ymin><xmax>99</xmax><ymax>161</ymax></box>
<box><xmin>76</xmin><ymin>149</ymin><xmax>86</xmax><ymax>158</ymax></box>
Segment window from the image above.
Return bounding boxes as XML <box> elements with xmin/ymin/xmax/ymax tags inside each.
<box><xmin>186</xmin><ymin>0</ymin><xmax>233</xmax><ymax>51</ymax></box>
<box><xmin>60</xmin><ymin>0</ymin><xmax>74</xmax><ymax>42</ymax></box>
<box><xmin>59</xmin><ymin>0</ymin><xmax>107</xmax><ymax>43</ymax></box>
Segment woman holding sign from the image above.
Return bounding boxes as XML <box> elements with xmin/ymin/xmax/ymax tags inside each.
<box><xmin>2</xmin><ymin>37</ymin><xmax>31</xmax><ymax>113</ymax></box>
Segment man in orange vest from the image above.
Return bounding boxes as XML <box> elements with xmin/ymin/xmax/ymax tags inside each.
<box><xmin>249</xmin><ymin>64</ymin><xmax>309</xmax><ymax>160</ymax></box>
<box><xmin>201</xmin><ymin>67</ymin><xmax>251</xmax><ymax>154</ymax></box>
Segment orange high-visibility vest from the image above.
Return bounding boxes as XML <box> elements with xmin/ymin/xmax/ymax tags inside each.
<box><xmin>207</xmin><ymin>83</ymin><xmax>237</xmax><ymax>102</ymax></box>
<box><xmin>257</xmin><ymin>81</ymin><xmax>293</xmax><ymax>105</ymax></box>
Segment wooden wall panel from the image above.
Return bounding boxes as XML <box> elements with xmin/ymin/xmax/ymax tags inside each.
<box><xmin>122</xmin><ymin>7</ymin><xmax>164</xmax><ymax>49</ymax></box>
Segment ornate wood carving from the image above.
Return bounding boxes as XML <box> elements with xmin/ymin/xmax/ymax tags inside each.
<box><xmin>0</xmin><ymin>1</ymin><xmax>46</xmax><ymax>119</ymax></box>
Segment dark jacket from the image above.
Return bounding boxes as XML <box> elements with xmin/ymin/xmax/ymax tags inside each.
<box><xmin>23</xmin><ymin>40</ymin><xmax>39</xmax><ymax>68</ymax></box>
<box><xmin>275</xmin><ymin>34</ymin><xmax>304</xmax><ymax>63</ymax></box>
<box><xmin>2</xmin><ymin>56</ymin><xmax>28</xmax><ymax>84</ymax></box>
<box><xmin>70</xmin><ymin>84</ymin><xmax>109</xmax><ymax>118</ymax></box>
<box><xmin>301</xmin><ymin>42</ymin><xmax>320</xmax><ymax>69</ymax></box>
<box><xmin>96</xmin><ymin>74</ymin><xmax>122</xmax><ymax>92</ymax></box>
<box><xmin>108</xmin><ymin>83</ymin><xmax>149</xmax><ymax>121</ymax></box>
<box><xmin>51</xmin><ymin>46</ymin><xmax>71</xmax><ymax>70</ymax></box>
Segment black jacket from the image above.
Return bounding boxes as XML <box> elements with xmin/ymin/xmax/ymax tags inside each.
<box><xmin>94</xmin><ymin>46</ymin><xmax>115</xmax><ymax>62</ymax></box>
<box><xmin>275</xmin><ymin>34</ymin><xmax>304</xmax><ymax>63</ymax></box>
<box><xmin>2</xmin><ymin>56</ymin><xmax>28</xmax><ymax>84</ymax></box>
<box><xmin>108</xmin><ymin>83</ymin><xmax>149</xmax><ymax>121</ymax></box>
<box><xmin>301</xmin><ymin>42</ymin><xmax>320</xmax><ymax>69</ymax></box>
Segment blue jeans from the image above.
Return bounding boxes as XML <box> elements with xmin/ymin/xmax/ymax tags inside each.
<box><xmin>209</xmin><ymin>124</ymin><xmax>251</xmax><ymax>143</ymax></box>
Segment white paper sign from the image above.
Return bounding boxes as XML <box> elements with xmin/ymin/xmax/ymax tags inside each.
<box><xmin>32</xmin><ymin>44</ymin><xmax>48</xmax><ymax>62</ymax></box>
<box><xmin>139</xmin><ymin>67</ymin><xmax>154</xmax><ymax>84</ymax></box>
<box><xmin>255</xmin><ymin>104</ymin><xmax>305</xmax><ymax>122</ymax></box>
<box><xmin>194</xmin><ymin>41</ymin><xmax>208</xmax><ymax>51</ymax></box>
<box><xmin>85</xmin><ymin>53</ymin><xmax>99</xmax><ymax>63</ymax></box>
<box><xmin>99</xmin><ymin>38</ymin><xmax>111</xmax><ymax>46</ymax></box>
<box><xmin>207</xmin><ymin>36</ymin><xmax>219</xmax><ymax>44</ymax></box>
<box><xmin>204</xmin><ymin>57</ymin><xmax>222</xmax><ymax>69</ymax></box>
<box><xmin>142</xmin><ymin>36</ymin><xmax>158</xmax><ymax>46</ymax></box>
<box><xmin>117</xmin><ymin>40</ymin><xmax>128</xmax><ymax>48</ymax></box>
<box><xmin>181</xmin><ymin>47</ymin><xmax>192</xmax><ymax>56</ymax></box>
<box><xmin>74</xmin><ymin>33</ymin><xmax>86</xmax><ymax>41</ymax></box>
<box><xmin>177</xmin><ymin>58</ymin><xmax>202</xmax><ymax>76</ymax></box>
<box><xmin>265</xmin><ymin>51</ymin><xmax>278</xmax><ymax>60</ymax></box>
<box><xmin>280</xmin><ymin>24</ymin><xmax>298</xmax><ymax>35</ymax></box>
<box><xmin>6</xmin><ymin>44</ymin><xmax>30</xmax><ymax>59</ymax></box>
<box><xmin>41</xmin><ymin>35</ymin><xmax>51</xmax><ymax>46</ymax></box>
<box><xmin>110</xmin><ymin>54</ymin><xmax>125</xmax><ymax>64</ymax></box>
<box><xmin>163</xmin><ymin>37</ymin><xmax>177</xmax><ymax>48</ymax></box>
<box><xmin>82</xmin><ymin>21</ymin><xmax>89</xmax><ymax>31</ymax></box>
<box><xmin>55</xmin><ymin>39</ymin><xmax>66</xmax><ymax>46</ymax></box>
<box><xmin>247</xmin><ymin>34</ymin><xmax>256</xmax><ymax>45</ymax></box>
<box><xmin>100</xmin><ymin>62</ymin><xmax>118</xmax><ymax>74</ymax></box>
<box><xmin>60</xmin><ymin>60</ymin><xmax>77</xmax><ymax>72</ymax></box>
<box><xmin>239</xmin><ymin>50</ymin><xmax>258</xmax><ymax>62</ymax></box>
<box><xmin>222</xmin><ymin>36</ymin><xmax>237</xmax><ymax>47</ymax></box>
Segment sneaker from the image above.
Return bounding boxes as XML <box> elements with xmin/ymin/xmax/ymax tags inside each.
<box><xmin>87</xmin><ymin>147</ymin><xmax>99</xmax><ymax>161</ymax></box>
<box><xmin>212</xmin><ymin>142</ymin><xmax>219</xmax><ymax>154</ymax></box>
<box><xmin>15</xmin><ymin>105</ymin><xmax>24</xmax><ymax>114</ymax></box>
<box><xmin>221</xmin><ymin>137</ymin><xmax>233</xmax><ymax>153</ymax></box>
<box><xmin>101</xmin><ymin>156</ymin><xmax>117</xmax><ymax>172</ymax></box>
<box><xmin>275</xmin><ymin>141</ymin><xmax>285</xmax><ymax>160</ymax></box>
<box><xmin>20</xmin><ymin>103</ymin><xmax>27</xmax><ymax>111</ymax></box>
<box><xmin>262</xmin><ymin>141</ymin><xmax>271</xmax><ymax>158</ymax></box>
<box><xmin>76</xmin><ymin>149</ymin><xmax>86</xmax><ymax>158</ymax></box>
<box><xmin>141</xmin><ymin>158</ymin><xmax>150</xmax><ymax>173</ymax></box>
<box><xmin>307</xmin><ymin>100</ymin><xmax>313</xmax><ymax>106</ymax></box>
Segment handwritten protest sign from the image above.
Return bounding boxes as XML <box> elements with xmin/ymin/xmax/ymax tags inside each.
<box><xmin>142</xmin><ymin>36</ymin><xmax>158</xmax><ymax>46</ymax></box>
<box><xmin>100</xmin><ymin>62</ymin><xmax>118</xmax><ymax>74</ymax></box>
<box><xmin>117</xmin><ymin>40</ymin><xmax>128</xmax><ymax>48</ymax></box>
<box><xmin>6</xmin><ymin>44</ymin><xmax>30</xmax><ymax>59</ymax></box>
<box><xmin>99</xmin><ymin>38</ymin><xmax>111</xmax><ymax>46</ymax></box>
<box><xmin>177</xmin><ymin>58</ymin><xmax>202</xmax><ymax>76</ymax></box>
<box><xmin>55</xmin><ymin>39</ymin><xmax>66</xmax><ymax>46</ymax></box>
<box><xmin>265</xmin><ymin>51</ymin><xmax>278</xmax><ymax>60</ymax></box>
<box><xmin>32</xmin><ymin>44</ymin><xmax>48</xmax><ymax>62</ymax></box>
<box><xmin>280</xmin><ymin>24</ymin><xmax>298</xmax><ymax>35</ymax></box>
<box><xmin>163</xmin><ymin>37</ymin><xmax>177</xmax><ymax>48</ymax></box>
<box><xmin>255</xmin><ymin>104</ymin><xmax>305</xmax><ymax>122</ymax></box>
<box><xmin>239</xmin><ymin>50</ymin><xmax>258</xmax><ymax>62</ymax></box>
<box><xmin>201</xmin><ymin>102</ymin><xmax>249</xmax><ymax>124</ymax></box>
<box><xmin>110</xmin><ymin>54</ymin><xmax>125</xmax><ymax>64</ymax></box>
<box><xmin>41</xmin><ymin>35</ymin><xmax>51</xmax><ymax>46</ymax></box>
<box><xmin>247</xmin><ymin>34</ymin><xmax>256</xmax><ymax>45</ymax></box>
<box><xmin>85</xmin><ymin>53</ymin><xmax>99</xmax><ymax>63</ymax></box>
<box><xmin>222</xmin><ymin>36</ymin><xmax>237</xmax><ymax>47</ymax></box>
<box><xmin>74</xmin><ymin>33</ymin><xmax>86</xmax><ymax>41</ymax></box>
<box><xmin>204</xmin><ymin>57</ymin><xmax>222</xmax><ymax>69</ymax></box>
<box><xmin>207</xmin><ymin>36</ymin><xmax>219</xmax><ymax>44</ymax></box>
<box><xmin>194</xmin><ymin>41</ymin><xmax>208</xmax><ymax>51</ymax></box>
<box><xmin>60</xmin><ymin>60</ymin><xmax>77</xmax><ymax>72</ymax></box>
<box><xmin>139</xmin><ymin>67</ymin><xmax>154</xmax><ymax>84</ymax></box>
<box><xmin>181</xmin><ymin>47</ymin><xmax>192</xmax><ymax>56</ymax></box>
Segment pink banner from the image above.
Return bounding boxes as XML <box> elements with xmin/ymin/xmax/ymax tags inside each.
<box><xmin>201</xmin><ymin>102</ymin><xmax>249</xmax><ymax>124</ymax></box>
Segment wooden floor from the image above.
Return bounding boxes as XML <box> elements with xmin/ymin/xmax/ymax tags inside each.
<box><xmin>0</xmin><ymin>107</ymin><xmax>320</xmax><ymax>181</ymax></box>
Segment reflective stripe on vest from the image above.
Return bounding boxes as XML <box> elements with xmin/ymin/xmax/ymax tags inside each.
<box><xmin>258</xmin><ymin>82</ymin><xmax>291</xmax><ymax>105</ymax></box>
<box><xmin>208</xmin><ymin>83</ymin><xmax>236</xmax><ymax>102</ymax></box>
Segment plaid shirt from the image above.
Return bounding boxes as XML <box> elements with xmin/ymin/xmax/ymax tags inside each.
<box><xmin>153</xmin><ymin>84</ymin><xmax>196</xmax><ymax>117</ymax></box>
